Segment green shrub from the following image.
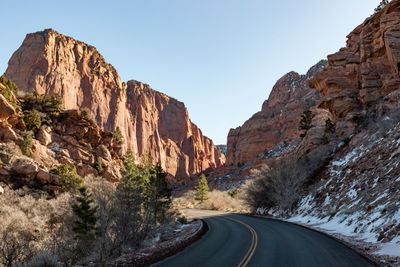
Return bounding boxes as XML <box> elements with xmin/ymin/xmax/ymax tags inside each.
<box><xmin>23</xmin><ymin>92</ymin><xmax>63</xmax><ymax>112</ymax></box>
<box><xmin>298</xmin><ymin>110</ymin><xmax>314</xmax><ymax>138</ymax></box>
<box><xmin>50</xmin><ymin>164</ymin><xmax>83</xmax><ymax>192</ymax></box>
<box><xmin>80</xmin><ymin>108</ymin><xmax>91</xmax><ymax>119</ymax></box>
<box><xmin>375</xmin><ymin>0</ymin><xmax>389</xmax><ymax>13</ymax></box>
<box><xmin>20</xmin><ymin>134</ymin><xmax>33</xmax><ymax>156</ymax></box>
<box><xmin>0</xmin><ymin>75</ymin><xmax>20</xmax><ymax>108</ymax></box>
<box><xmin>23</xmin><ymin>109</ymin><xmax>42</xmax><ymax>132</ymax></box>
<box><xmin>96</xmin><ymin>156</ymin><xmax>103</xmax><ymax>174</ymax></box>
<box><xmin>113</xmin><ymin>126</ymin><xmax>124</xmax><ymax>144</ymax></box>
<box><xmin>228</xmin><ymin>188</ymin><xmax>241</xmax><ymax>198</ymax></box>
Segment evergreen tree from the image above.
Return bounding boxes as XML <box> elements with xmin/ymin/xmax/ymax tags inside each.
<box><xmin>298</xmin><ymin>110</ymin><xmax>314</xmax><ymax>138</ymax></box>
<box><xmin>112</xmin><ymin>150</ymin><xmax>143</xmax><ymax>251</ymax></box>
<box><xmin>194</xmin><ymin>174</ymin><xmax>209</xmax><ymax>203</ymax></box>
<box><xmin>113</xmin><ymin>126</ymin><xmax>124</xmax><ymax>144</ymax></box>
<box><xmin>149</xmin><ymin>163</ymin><xmax>171</xmax><ymax>224</ymax></box>
<box><xmin>72</xmin><ymin>187</ymin><xmax>98</xmax><ymax>242</ymax></box>
<box><xmin>375</xmin><ymin>0</ymin><xmax>389</xmax><ymax>13</ymax></box>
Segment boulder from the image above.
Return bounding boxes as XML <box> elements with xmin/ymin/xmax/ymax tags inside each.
<box><xmin>76</xmin><ymin>164</ymin><xmax>97</xmax><ymax>178</ymax></box>
<box><xmin>36</xmin><ymin>169</ymin><xmax>60</xmax><ymax>185</ymax></box>
<box><xmin>12</xmin><ymin>159</ymin><xmax>38</xmax><ymax>180</ymax></box>
<box><xmin>0</xmin><ymin>121</ymin><xmax>18</xmax><ymax>142</ymax></box>
<box><xmin>36</xmin><ymin>126</ymin><xmax>52</xmax><ymax>146</ymax></box>
<box><xmin>0</xmin><ymin>185</ymin><xmax>4</xmax><ymax>195</ymax></box>
<box><xmin>0</xmin><ymin>94</ymin><xmax>15</xmax><ymax>121</ymax></box>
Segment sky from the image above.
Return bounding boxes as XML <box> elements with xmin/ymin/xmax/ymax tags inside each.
<box><xmin>1</xmin><ymin>0</ymin><xmax>380</xmax><ymax>144</ymax></box>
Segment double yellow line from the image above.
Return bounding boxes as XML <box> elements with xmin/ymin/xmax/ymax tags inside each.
<box><xmin>226</xmin><ymin>217</ymin><xmax>258</xmax><ymax>267</ymax></box>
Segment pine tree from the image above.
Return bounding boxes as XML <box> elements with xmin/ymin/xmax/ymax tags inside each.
<box><xmin>194</xmin><ymin>174</ymin><xmax>209</xmax><ymax>203</ymax></box>
<box><xmin>298</xmin><ymin>110</ymin><xmax>314</xmax><ymax>138</ymax></box>
<box><xmin>72</xmin><ymin>187</ymin><xmax>98</xmax><ymax>242</ymax></box>
<box><xmin>112</xmin><ymin>150</ymin><xmax>144</xmax><ymax>250</ymax></box>
<box><xmin>149</xmin><ymin>163</ymin><xmax>171</xmax><ymax>224</ymax></box>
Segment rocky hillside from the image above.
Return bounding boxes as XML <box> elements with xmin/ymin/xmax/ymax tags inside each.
<box><xmin>226</xmin><ymin>60</ymin><xmax>326</xmax><ymax>166</ymax></box>
<box><xmin>5</xmin><ymin>29</ymin><xmax>225</xmax><ymax>183</ymax></box>
<box><xmin>0</xmin><ymin>76</ymin><xmax>122</xmax><ymax>192</ymax></box>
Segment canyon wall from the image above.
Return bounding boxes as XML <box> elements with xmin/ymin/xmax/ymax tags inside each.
<box><xmin>309</xmin><ymin>1</ymin><xmax>400</xmax><ymax>137</ymax></box>
<box><xmin>4</xmin><ymin>29</ymin><xmax>224</xmax><ymax>181</ymax></box>
<box><xmin>226</xmin><ymin>60</ymin><xmax>326</xmax><ymax>165</ymax></box>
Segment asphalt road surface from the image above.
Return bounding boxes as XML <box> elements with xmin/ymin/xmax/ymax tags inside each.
<box><xmin>154</xmin><ymin>209</ymin><xmax>376</xmax><ymax>267</ymax></box>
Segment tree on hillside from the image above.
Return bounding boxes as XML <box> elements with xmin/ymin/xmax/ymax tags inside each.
<box><xmin>148</xmin><ymin>163</ymin><xmax>171</xmax><ymax>224</ymax></box>
<box><xmin>375</xmin><ymin>0</ymin><xmax>390</xmax><ymax>13</ymax></box>
<box><xmin>111</xmin><ymin>150</ymin><xmax>144</xmax><ymax>253</ymax></box>
<box><xmin>298</xmin><ymin>110</ymin><xmax>314</xmax><ymax>138</ymax></box>
<box><xmin>113</xmin><ymin>126</ymin><xmax>124</xmax><ymax>144</ymax></box>
<box><xmin>72</xmin><ymin>187</ymin><xmax>98</xmax><ymax>256</ymax></box>
<box><xmin>72</xmin><ymin>187</ymin><xmax>98</xmax><ymax>240</ymax></box>
<box><xmin>194</xmin><ymin>174</ymin><xmax>209</xmax><ymax>203</ymax></box>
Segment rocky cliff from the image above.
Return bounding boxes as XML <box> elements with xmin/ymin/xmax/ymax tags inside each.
<box><xmin>4</xmin><ymin>29</ymin><xmax>225</xmax><ymax>182</ymax></box>
<box><xmin>0</xmin><ymin>77</ymin><xmax>122</xmax><ymax>192</ymax></box>
<box><xmin>226</xmin><ymin>60</ymin><xmax>326</xmax><ymax>165</ymax></box>
<box><xmin>309</xmin><ymin>1</ymin><xmax>400</xmax><ymax>138</ymax></box>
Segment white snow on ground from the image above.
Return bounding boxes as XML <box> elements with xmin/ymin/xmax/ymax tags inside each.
<box><xmin>379</xmin><ymin>237</ymin><xmax>400</xmax><ymax>257</ymax></box>
<box><xmin>283</xmin><ymin>129</ymin><xmax>400</xmax><ymax>262</ymax></box>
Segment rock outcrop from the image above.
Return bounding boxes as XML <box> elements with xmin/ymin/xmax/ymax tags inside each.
<box><xmin>5</xmin><ymin>29</ymin><xmax>225</xmax><ymax>181</ymax></box>
<box><xmin>309</xmin><ymin>1</ymin><xmax>400</xmax><ymax>138</ymax></box>
<box><xmin>226</xmin><ymin>61</ymin><xmax>326</xmax><ymax>165</ymax></box>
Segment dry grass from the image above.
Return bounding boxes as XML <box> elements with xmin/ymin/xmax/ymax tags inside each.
<box><xmin>0</xmin><ymin>183</ymin><xmax>74</xmax><ymax>266</ymax></box>
<box><xmin>173</xmin><ymin>189</ymin><xmax>248</xmax><ymax>213</ymax></box>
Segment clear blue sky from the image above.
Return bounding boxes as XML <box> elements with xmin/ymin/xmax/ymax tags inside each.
<box><xmin>1</xmin><ymin>0</ymin><xmax>379</xmax><ymax>144</ymax></box>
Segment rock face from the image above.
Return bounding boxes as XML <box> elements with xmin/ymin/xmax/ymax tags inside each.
<box><xmin>309</xmin><ymin>1</ymin><xmax>400</xmax><ymax>137</ymax></box>
<box><xmin>226</xmin><ymin>61</ymin><xmax>326</xmax><ymax>165</ymax></box>
<box><xmin>5</xmin><ymin>29</ymin><xmax>225</xmax><ymax>181</ymax></box>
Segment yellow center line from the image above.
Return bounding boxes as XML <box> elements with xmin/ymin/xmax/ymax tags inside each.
<box><xmin>225</xmin><ymin>217</ymin><xmax>258</xmax><ymax>267</ymax></box>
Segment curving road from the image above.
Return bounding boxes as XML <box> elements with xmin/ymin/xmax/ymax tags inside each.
<box><xmin>154</xmin><ymin>209</ymin><xmax>376</xmax><ymax>267</ymax></box>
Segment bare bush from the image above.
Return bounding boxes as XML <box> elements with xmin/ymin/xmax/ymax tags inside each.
<box><xmin>0</xmin><ymin>221</ymin><xmax>34</xmax><ymax>267</ymax></box>
<box><xmin>244</xmin><ymin>158</ymin><xmax>308</xmax><ymax>216</ymax></box>
<box><xmin>23</xmin><ymin>251</ymin><xmax>60</xmax><ymax>267</ymax></box>
<box><xmin>0</xmin><ymin>185</ymin><xmax>74</xmax><ymax>266</ymax></box>
<box><xmin>202</xmin><ymin>190</ymin><xmax>248</xmax><ymax>212</ymax></box>
<box><xmin>173</xmin><ymin>189</ymin><xmax>248</xmax><ymax>212</ymax></box>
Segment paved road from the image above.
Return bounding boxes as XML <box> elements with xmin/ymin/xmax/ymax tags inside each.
<box><xmin>154</xmin><ymin>209</ymin><xmax>376</xmax><ymax>267</ymax></box>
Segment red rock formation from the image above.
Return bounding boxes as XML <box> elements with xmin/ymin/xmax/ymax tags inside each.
<box><xmin>226</xmin><ymin>61</ymin><xmax>326</xmax><ymax>165</ymax></box>
<box><xmin>309</xmin><ymin>1</ymin><xmax>400</xmax><ymax>137</ymax></box>
<box><xmin>5</xmin><ymin>29</ymin><xmax>225</xmax><ymax>181</ymax></box>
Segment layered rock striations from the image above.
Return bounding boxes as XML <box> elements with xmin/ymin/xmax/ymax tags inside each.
<box><xmin>309</xmin><ymin>1</ymin><xmax>400</xmax><ymax>137</ymax></box>
<box><xmin>226</xmin><ymin>61</ymin><xmax>326</xmax><ymax>165</ymax></box>
<box><xmin>5</xmin><ymin>29</ymin><xmax>225</xmax><ymax>181</ymax></box>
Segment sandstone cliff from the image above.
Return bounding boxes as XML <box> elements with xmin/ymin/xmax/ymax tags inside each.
<box><xmin>226</xmin><ymin>61</ymin><xmax>326</xmax><ymax>165</ymax></box>
<box><xmin>309</xmin><ymin>1</ymin><xmax>400</xmax><ymax>138</ymax></box>
<box><xmin>0</xmin><ymin>77</ymin><xmax>122</xmax><ymax>192</ymax></box>
<box><xmin>5</xmin><ymin>29</ymin><xmax>225</xmax><ymax>181</ymax></box>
